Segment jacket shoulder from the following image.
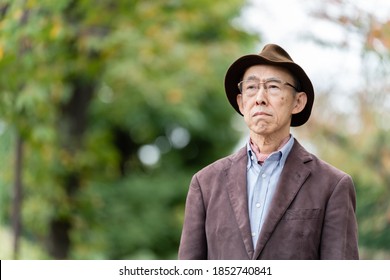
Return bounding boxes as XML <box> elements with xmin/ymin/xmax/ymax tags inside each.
<box><xmin>293</xmin><ymin>140</ymin><xmax>350</xmax><ymax>176</ymax></box>
<box><xmin>193</xmin><ymin>147</ymin><xmax>246</xmax><ymax>180</ymax></box>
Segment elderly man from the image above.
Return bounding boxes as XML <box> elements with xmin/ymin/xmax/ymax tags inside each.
<box><xmin>178</xmin><ymin>44</ymin><xmax>359</xmax><ymax>260</ymax></box>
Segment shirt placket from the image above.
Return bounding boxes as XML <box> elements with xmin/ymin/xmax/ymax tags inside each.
<box><xmin>250</xmin><ymin>159</ymin><xmax>278</xmax><ymax>246</ymax></box>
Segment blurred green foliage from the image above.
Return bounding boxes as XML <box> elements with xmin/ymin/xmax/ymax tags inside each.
<box><xmin>0</xmin><ymin>0</ymin><xmax>257</xmax><ymax>259</ymax></box>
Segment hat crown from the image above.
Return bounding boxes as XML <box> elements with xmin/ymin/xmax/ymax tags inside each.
<box><xmin>260</xmin><ymin>44</ymin><xmax>294</xmax><ymax>63</ymax></box>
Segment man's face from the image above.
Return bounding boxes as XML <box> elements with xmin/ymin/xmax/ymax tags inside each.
<box><xmin>236</xmin><ymin>64</ymin><xmax>307</xmax><ymax>138</ymax></box>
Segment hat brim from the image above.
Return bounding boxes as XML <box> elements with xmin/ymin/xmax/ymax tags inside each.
<box><xmin>224</xmin><ymin>55</ymin><xmax>314</xmax><ymax>127</ymax></box>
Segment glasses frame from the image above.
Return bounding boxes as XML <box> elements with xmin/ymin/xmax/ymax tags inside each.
<box><xmin>237</xmin><ymin>78</ymin><xmax>298</xmax><ymax>97</ymax></box>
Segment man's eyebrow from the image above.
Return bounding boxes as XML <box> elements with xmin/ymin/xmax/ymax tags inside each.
<box><xmin>244</xmin><ymin>75</ymin><xmax>260</xmax><ymax>81</ymax></box>
<box><xmin>244</xmin><ymin>75</ymin><xmax>282</xmax><ymax>82</ymax></box>
<box><xmin>264</xmin><ymin>77</ymin><xmax>282</xmax><ymax>82</ymax></box>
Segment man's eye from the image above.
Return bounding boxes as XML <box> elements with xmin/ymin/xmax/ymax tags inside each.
<box><xmin>266</xmin><ymin>83</ymin><xmax>280</xmax><ymax>89</ymax></box>
<box><xmin>246</xmin><ymin>84</ymin><xmax>257</xmax><ymax>90</ymax></box>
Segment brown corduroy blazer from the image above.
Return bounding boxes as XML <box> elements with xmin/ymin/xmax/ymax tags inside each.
<box><xmin>178</xmin><ymin>139</ymin><xmax>359</xmax><ymax>260</ymax></box>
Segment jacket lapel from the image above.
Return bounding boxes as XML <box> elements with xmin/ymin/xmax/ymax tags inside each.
<box><xmin>225</xmin><ymin>147</ymin><xmax>254</xmax><ymax>258</ymax></box>
<box><xmin>253</xmin><ymin>141</ymin><xmax>312</xmax><ymax>259</ymax></box>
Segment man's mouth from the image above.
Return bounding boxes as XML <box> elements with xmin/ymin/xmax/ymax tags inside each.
<box><xmin>253</xmin><ymin>111</ymin><xmax>271</xmax><ymax>117</ymax></box>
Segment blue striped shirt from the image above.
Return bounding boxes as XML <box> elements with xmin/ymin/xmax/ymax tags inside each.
<box><xmin>246</xmin><ymin>135</ymin><xmax>294</xmax><ymax>247</ymax></box>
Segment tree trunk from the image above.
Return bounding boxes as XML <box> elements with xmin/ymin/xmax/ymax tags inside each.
<box><xmin>12</xmin><ymin>132</ymin><xmax>23</xmax><ymax>260</ymax></box>
<box><xmin>46</xmin><ymin>78</ymin><xmax>94</xmax><ymax>259</ymax></box>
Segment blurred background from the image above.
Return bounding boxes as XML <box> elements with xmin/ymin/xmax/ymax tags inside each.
<box><xmin>0</xmin><ymin>0</ymin><xmax>389</xmax><ymax>260</ymax></box>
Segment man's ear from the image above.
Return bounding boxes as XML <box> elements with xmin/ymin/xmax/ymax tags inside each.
<box><xmin>292</xmin><ymin>92</ymin><xmax>307</xmax><ymax>114</ymax></box>
<box><xmin>236</xmin><ymin>94</ymin><xmax>244</xmax><ymax>115</ymax></box>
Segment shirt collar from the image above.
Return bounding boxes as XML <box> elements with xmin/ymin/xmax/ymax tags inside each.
<box><xmin>246</xmin><ymin>135</ymin><xmax>294</xmax><ymax>169</ymax></box>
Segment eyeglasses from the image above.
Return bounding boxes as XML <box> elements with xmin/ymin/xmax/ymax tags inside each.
<box><xmin>238</xmin><ymin>78</ymin><xmax>298</xmax><ymax>97</ymax></box>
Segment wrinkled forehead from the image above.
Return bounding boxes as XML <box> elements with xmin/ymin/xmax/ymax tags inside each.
<box><xmin>242</xmin><ymin>64</ymin><xmax>295</xmax><ymax>81</ymax></box>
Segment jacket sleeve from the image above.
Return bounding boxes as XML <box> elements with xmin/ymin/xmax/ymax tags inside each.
<box><xmin>320</xmin><ymin>174</ymin><xmax>359</xmax><ymax>259</ymax></box>
<box><xmin>178</xmin><ymin>174</ymin><xmax>208</xmax><ymax>259</ymax></box>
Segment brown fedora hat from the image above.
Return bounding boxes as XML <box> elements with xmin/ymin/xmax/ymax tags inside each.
<box><xmin>224</xmin><ymin>44</ymin><xmax>314</xmax><ymax>127</ymax></box>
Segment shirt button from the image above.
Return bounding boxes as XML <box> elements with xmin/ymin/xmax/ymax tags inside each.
<box><xmin>256</xmin><ymin>203</ymin><xmax>261</xmax><ymax>208</ymax></box>
<box><xmin>262</xmin><ymin>173</ymin><xmax>267</xmax><ymax>179</ymax></box>
<box><xmin>251</xmin><ymin>232</ymin><xmax>256</xmax><ymax>237</ymax></box>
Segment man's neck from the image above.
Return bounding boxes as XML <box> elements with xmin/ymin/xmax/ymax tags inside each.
<box><xmin>250</xmin><ymin>132</ymin><xmax>291</xmax><ymax>154</ymax></box>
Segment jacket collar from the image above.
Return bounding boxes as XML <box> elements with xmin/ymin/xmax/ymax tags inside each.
<box><xmin>225</xmin><ymin>146</ymin><xmax>254</xmax><ymax>258</ymax></box>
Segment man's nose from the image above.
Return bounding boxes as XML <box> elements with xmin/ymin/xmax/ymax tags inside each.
<box><xmin>255</xmin><ymin>86</ymin><xmax>267</xmax><ymax>105</ymax></box>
